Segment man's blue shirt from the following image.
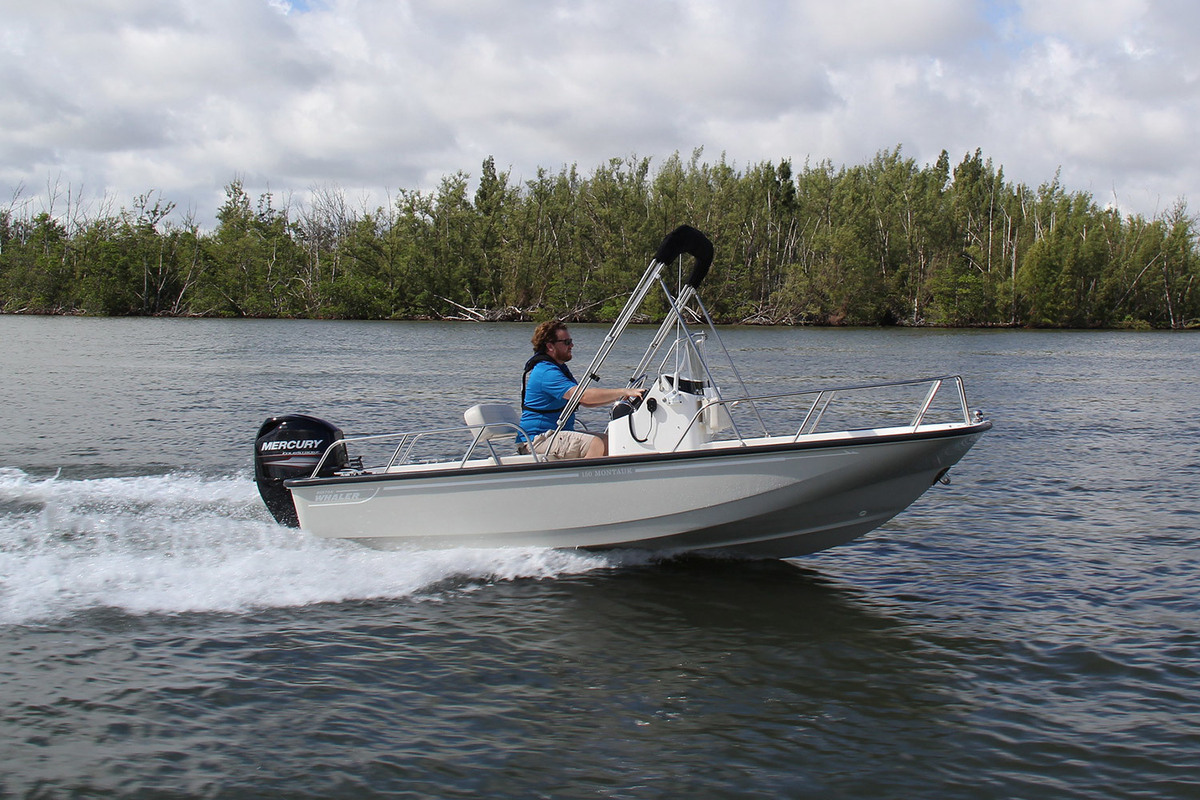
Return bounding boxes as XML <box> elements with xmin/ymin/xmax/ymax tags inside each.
<box><xmin>519</xmin><ymin>360</ymin><xmax>578</xmax><ymax>440</ymax></box>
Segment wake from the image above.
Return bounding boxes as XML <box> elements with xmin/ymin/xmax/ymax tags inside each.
<box><xmin>0</xmin><ymin>468</ymin><xmax>633</xmax><ymax>625</ymax></box>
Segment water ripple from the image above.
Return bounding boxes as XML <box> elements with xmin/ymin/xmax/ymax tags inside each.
<box><xmin>3</xmin><ymin>322</ymin><xmax>1200</xmax><ymax>798</ymax></box>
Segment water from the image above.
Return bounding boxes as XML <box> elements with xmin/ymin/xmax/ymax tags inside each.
<box><xmin>1</xmin><ymin>316</ymin><xmax>1197</xmax><ymax>798</ymax></box>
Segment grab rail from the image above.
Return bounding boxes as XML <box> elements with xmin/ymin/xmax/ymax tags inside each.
<box><xmin>672</xmin><ymin>375</ymin><xmax>977</xmax><ymax>452</ymax></box>
<box><xmin>308</xmin><ymin>421</ymin><xmax>538</xmax><ymax>477</ymax></box>
<box><xmin>308</xmin><ymin>375</ymin><xmax>980</xmax><ymax>473</ymax></box>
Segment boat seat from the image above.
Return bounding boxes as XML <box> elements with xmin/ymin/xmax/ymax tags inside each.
<box><xmin>463</xmin><ymin>404</ymin><xmax>529</xmax><ymax>464</ymax></box>
<box><xmin>463</xmin><ymin>403</ymin><xmax>521</xmax><ymax>439</ymax></box>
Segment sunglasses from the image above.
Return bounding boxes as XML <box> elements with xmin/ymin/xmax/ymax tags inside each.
<box><xmin>554</xmin><ymin>338</ymin><xmax>573</xmax><ymax>346</ymax></box>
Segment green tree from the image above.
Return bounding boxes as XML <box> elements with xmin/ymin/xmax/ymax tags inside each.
<box><xmin>197</xmin><ymin>181</ymin><xmax>303</xmax><ymax>316</ymax></box>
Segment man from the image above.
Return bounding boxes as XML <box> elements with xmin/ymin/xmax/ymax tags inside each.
<box><xmin>518</xmin><ymin>320</ymin><xmax>645</xmax><ymax>459</ymax></box>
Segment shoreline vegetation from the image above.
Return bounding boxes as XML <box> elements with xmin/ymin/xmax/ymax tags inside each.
<box><xmin>2</xmin><ymin>147</ymin><xmax>1197</xmax><ymax>329</ymax></box>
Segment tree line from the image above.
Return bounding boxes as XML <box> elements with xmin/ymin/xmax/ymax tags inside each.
<box><xmin>1</xmin><ymin>147</ymin><xmax>1197</xmax><ymax>328</ymax></box>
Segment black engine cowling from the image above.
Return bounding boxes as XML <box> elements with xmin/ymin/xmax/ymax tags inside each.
<box><xmin>254</xmin><ymin>415</ymin><xmax>347</xmax><ymax>527</ymax></box>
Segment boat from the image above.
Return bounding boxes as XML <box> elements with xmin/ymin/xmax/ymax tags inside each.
<box><xmin>254</xmin><ymin>225</ymin><xmax>990</xmax><ymax>559</ymax></box>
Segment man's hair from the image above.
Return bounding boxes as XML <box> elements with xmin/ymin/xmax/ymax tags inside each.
<box><xmin>531</xmin><ymin>320</ymin><xmax>567</xmax><ymax>353</ymax></box>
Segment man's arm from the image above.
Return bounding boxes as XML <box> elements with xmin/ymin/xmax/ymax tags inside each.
<box><xmin>564</xmin><ymin>385</ymin><xmax>645</xmax><ymax>407</ymax></box>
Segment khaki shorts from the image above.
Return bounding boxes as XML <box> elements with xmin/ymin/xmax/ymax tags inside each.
<box><xmin>519</xmin><ymin>430</ymin><xmax>600</xmax><ymax>460</ymax></box>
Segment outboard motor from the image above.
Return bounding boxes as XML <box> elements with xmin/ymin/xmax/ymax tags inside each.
<box><xmin>254</xmin><ymin>414</ymin><xmax>347</xmax><ymax>527</ymax></box>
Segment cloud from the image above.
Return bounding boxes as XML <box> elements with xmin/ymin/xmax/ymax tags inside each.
<box><xmin>1</xmin><ymin>0</ymin><xmax>1197</xmax><ymax>225</ymax></box>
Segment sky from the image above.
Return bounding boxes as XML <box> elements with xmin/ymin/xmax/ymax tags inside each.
<box><xmin>2</xmin><ymin>0</ymin><xmax>1198</xmax><ymax>228</ymax></box>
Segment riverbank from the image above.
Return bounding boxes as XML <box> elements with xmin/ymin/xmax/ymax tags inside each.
<box><xmin>3</xmin><ymin>308</ymin><xmax>1196</xmax><ymax>330</ymax></box>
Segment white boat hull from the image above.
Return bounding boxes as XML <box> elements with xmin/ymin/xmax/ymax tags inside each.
<box><xmin>285</xmin><ymin>423</ymin><xmax>988</xmax><ymax>558</ymax></box>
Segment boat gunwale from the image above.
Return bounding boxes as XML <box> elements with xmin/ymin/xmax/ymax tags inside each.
<box><xmin>284</xmin><ymin>420</ymin><xmax>992</xmax><ymax>490</ymax></box>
